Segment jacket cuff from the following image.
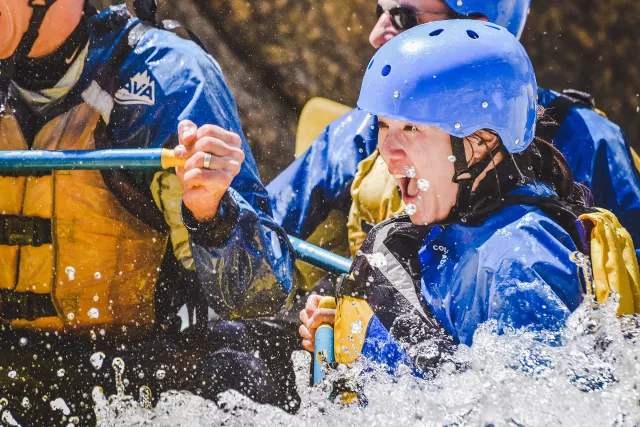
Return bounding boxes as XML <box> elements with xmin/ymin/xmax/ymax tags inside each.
<box><xmin>181</xmin><ymin>191</ymin><xmax>240</xmax><ymax>247</ymax></box>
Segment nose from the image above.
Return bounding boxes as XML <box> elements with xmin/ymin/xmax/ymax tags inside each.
<box><xmin>369</xmin><ymin>13</ymin><xmax>400</xmax><ymax>49</ymax></box>
<box><xmin>378</xmin><ymin>129</ymin><xmax>406</xmax><ymax>164</ymax></box>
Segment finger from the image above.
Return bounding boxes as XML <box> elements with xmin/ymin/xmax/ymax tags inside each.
<box><xmin>299</xmin><ymin>324</ymin><xmax>313</xmax><ymax>341</ymax></box>
<box><xmin>178</xmin><ymin>120</ymin><xmax>198</xmax><ymax>147</ymax></box>
<box><xmin>184</xmin><ymin>152</ymin><xmax>242</xmax><ymax>176</ymax></box>
<box><xmin>197</xmin><ymin>124</ymin><xmax>243</xmax><ymax>148</ymax></box>
<box><xmin>181</xmin><ymin>168</ymin><xmax>234</xmax><ymax>191</ymax></box>
<box><xmin>299</xmin><ymin>309</ymin><xmax>309</xmax><ymax>325</ymax></box>
<box><xmin>305</xmin><ymin>294</ymin><xmax>323</xmax><ymax>312</ymax></box>
<box><xmin>307</xmin><ymin>309</ymin><xmax>336</xmax><ymax>330</ymax></box>
<box><xmin>194</xmin><ymin>137</ymin><xmax>245</xmax><ymax>161</ymax></box>
<box><xmin>302</xmin><ymin>339</ymin><xmax>314</xmax><ymax>353</ymax></box>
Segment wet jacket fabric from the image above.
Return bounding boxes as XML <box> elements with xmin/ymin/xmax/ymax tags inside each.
<box><xmin>267</xmin><ymin>89</ymin><xmax>640</xmax><ymax>262</ymax></box>
<box><xmin>0</xmin><ymin>5</ymin><xmax>292</xmax><ymax>332</ymax></box>
<box><xmin>338</xmin><ymin>184</ymin><xmax>584</xmax><ymax>373</ymax></box>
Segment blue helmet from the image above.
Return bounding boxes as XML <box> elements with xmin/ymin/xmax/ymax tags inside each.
<box><xmin>444</xmin><ymin>0</ymin><xmax>531</xmax><ymax>39</ymax></box>
<box><xmin>357</xmin><ymin>20</ymin><xmax>537</xmax><ymax>153</ymax></box>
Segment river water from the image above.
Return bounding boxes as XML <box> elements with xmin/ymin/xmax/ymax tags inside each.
<box><xmin>93</xmin><ymin>295</ymin><xmax>640</xmax><ymax>427</ymax></box>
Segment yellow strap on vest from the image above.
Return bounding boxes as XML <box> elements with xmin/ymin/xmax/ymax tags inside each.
<box><xmin>295</xmin><ymin>97</ymin><xmax>352</xmax><ymax>157</ymax></box>
<box><xmin>579</xmin><ymin>208</ymin><xmax>640</xmax><ymax>315</ymax></box>
<box><xmin>632</xmin><ymin>148</ymin><xmax>640</xmax><ymax>174</ymax></box>
<box><xmin>334</xmin><ymin>295</ymin><xmax>374</xmax><ymax>364</ymax></box>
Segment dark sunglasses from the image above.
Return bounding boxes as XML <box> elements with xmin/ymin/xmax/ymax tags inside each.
<box><xmin>376</xmin><ymin>4</ymin><xmax>456</xmax><ymax>31</ymax></box>
<box><xmin>376</xmin><ymin>4</ymin><xmax>420</xmax><ymax>30</ymax></box>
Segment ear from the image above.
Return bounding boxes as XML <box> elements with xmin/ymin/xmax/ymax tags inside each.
<box><xmin>468</xmin><ymin>130</ymin><xmax>499</xmax><ymax>162</ymax></box>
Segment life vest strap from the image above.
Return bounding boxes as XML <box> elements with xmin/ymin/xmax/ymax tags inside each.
<box><xmin>0</xmin><ymin>215</ymin><xmax>52</xmax><ymax>247</ymax></box>
<box><xmin>0</xmin><ymin>290</ymin><xmax>57</xmax><ymax>321</ymax></box>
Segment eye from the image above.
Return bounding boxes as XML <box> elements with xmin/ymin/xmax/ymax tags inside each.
<box><xmin>404</xmin><ymin>124</ymin><xmax>419</xmax><ymax>132</ymax></box>
<box><xmin>378</xmin><ymin>121</ymin><xmax>389</xmax><ymax>129</ymax></box>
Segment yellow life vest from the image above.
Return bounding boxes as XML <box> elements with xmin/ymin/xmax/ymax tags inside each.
<box><xmin>347</xmin><ymin>149</ymin><xmax>403</xmax><ymax>257</ymax></box>
<box><xmin>0</xmin><ymin>103</ymin><xmax>167</xmax><ymax>332</ymax></box>
<box><xmin>580</xmin><ymin>209</ymin><xmax>640</xmax><ymax>315</ymax></box>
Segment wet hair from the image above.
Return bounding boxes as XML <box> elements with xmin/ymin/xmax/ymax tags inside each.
<box><xmin>465</xmin><ymin>109</ymin><xmax>588</xmax><ymax>206</ymax></box>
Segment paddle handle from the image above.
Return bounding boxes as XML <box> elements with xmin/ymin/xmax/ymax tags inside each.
<box><xmin>313</xmin><ymin>296</ymin><xmax>337</xmax><ymax>385</ymax></box>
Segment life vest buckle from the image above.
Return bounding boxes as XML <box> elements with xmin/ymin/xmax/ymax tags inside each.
<box><xmin>0</xmin><ymin>216</ymin><xmax>52</xmax><ymax>247</ymax></box>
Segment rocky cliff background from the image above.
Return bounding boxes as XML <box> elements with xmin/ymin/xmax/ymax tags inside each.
<box><xmin>96</xmin><ymin>0</ymin><xmax>640</xmax><ymax>182</ymax></box>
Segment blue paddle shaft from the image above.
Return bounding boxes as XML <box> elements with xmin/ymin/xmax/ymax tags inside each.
<box><xmin>0</xmin><ymin>149</ymin><xmax>353</xmax><ymax>275</ymax></box>
<box><xmin>0</xmin><ymin>149</ymin><xmax>165</xmax><ymax>170</ymax></box>
<box><xmin>313</xmin><ymin>325</ymin><xmax>335</xmax><ymax>385</ymax></box>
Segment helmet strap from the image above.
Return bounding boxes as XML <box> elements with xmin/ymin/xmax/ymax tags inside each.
<box><xmin>14</xmin><ymin>1</ymin><xmax>59</xmax><ymax>60</ymax></box>
<box><xmin>449</xmin><ymin>135</ymin><xmax>500</xmax><ymax>220</ymax></box>
<box><xmin>1</xmin><ymin>0</ymin><xmax>58</xmax><ymax>79</ymax></box>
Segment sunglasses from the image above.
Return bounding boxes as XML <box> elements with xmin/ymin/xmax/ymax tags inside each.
<box><xmin>376</xmin><ymin>4</ymin><xmax>453</xmax><ymax>31</ymax></box>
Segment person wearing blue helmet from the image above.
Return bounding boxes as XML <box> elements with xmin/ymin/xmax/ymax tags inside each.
<box><xmin>268</xmin><ymin>0</ymin><xmax>640</xmax><ymax>299</ymax></box>
<box><xmin>298</xmin><ymin>20</ymin><xmax>639</xmax><ymax>375</ymax></box>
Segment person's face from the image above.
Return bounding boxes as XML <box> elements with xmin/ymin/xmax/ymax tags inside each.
<box><xmin>369</xmin><ymin>0</ymin><xmax>451</xmax><ymax>49</ymax></box>
<box><xmin>377</xmin><ymin>118</ymin><xmax>458</xmax><ymax>225</ymax></box>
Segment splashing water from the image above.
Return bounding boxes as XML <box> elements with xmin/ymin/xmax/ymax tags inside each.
<box><xmin>365</xmin><ymin>252</ymin><xmax>387</xmax><ymax>269</ymax></box>
<box><xmin>404</xmin><ymin>203</ymin><xmax>417</xmax><ymax>216</ymax></box>
<box><xmin>92</xmin><ymin>295</ymin><xmax>640</xmax><ymax>426</ymax></box>
<box><xmin>417</xmin><ymin>179</ymin><xmax>430</xmax><ymax>192</ymax></box>
<box><xmin>405</xmin><ymin>166</ymin><xmax>416</xmax><ymax>179</ymax></box>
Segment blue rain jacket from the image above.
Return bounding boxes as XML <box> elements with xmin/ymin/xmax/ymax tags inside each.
<box><xmin>11</xmin><ymin>6</ymin><xmax>293</xmax><ymax>322</ymax></box>
<box><xmin>358</xmin><ymin>184</ymin><xmax>584</xmax><ymax>372</ymax></box>
<box><xmin>267</xmin><ymin>90</ymin><xmax>640</xmax><ymax>259</ymax></box>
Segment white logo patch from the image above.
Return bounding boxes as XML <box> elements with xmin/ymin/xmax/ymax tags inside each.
<box><xmin>115</xmin><ymin>71</ymin><xmax>155</xmax><ymax>106</ymax></box>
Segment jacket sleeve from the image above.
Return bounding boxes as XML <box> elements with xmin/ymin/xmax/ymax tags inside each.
<box><xmin>549</xmin><ymin>102</ymin><xmax>640</xmax><ymax>261</ymax></box>
<box><xmin>183</xmin><ymin>189</ymin><xmax>293</xmax><ymax>319</ymax></box>
<box><xmin>106</xmin><ymin>27</ymin><xmax>293</xmax><ymax>317</ymax></box>
<box><xmin>266</xmin><ymin>109</ymin><xmax>378</xmax><ymax>239</ymax></box>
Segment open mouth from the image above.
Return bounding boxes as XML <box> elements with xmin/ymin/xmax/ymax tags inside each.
<box><xmin>394</xmin><ymin>175</ymin><xmax>420</xmax><ymax>199</ymax></box>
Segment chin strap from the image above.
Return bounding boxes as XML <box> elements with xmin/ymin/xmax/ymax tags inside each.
<box><xmin>449</xmin><ymin>135</ymin><xmax>499</xmax><ymax>220</ymax></box>
<box><xmin>0</xmin><ymin>0</ymin><xmax>58</xmax><ymax>79</ymax></box>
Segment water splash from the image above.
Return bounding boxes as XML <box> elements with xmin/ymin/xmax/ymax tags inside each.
<box><xmin>91</xmin><ymin>296</ymin><xmax>639</xmax><ymax>426</ymax></box>
<box><xmin>417</xmin><ymin>179</ymin><xmax>430</xmax><ymax>192</ymax></box>
<box><xmin>404</xmin><ymin>203</ymin><xmax>417</xmax><ymax>216</ymax></box>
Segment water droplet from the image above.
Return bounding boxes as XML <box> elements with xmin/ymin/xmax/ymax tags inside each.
<box><xmin>155</xmin><ymin>369</ymin><xmax>166</xmax><ymax>380</ymax></box>
<box><xmin>447</xmin><ymin>155</ymin><xmax>457</xmax><ymax>163</ymax></box>
<box><xmin>94</xmin><ymin>272</ymin><xmax>101</xmax><ymax>280</ymax></box>
<box><xmin>417</xmin><ymin>179</ymin><xmax>430</xmax><ymax>192</ymax></box>
<box><xmin>482</xmin><ymin>101</ymin><xmax>489</xmax><ymax>108</ymax></box>
<box><xmin>64</xmin><ymin>266</ymin><xmax>75</xmax><ymax>281</ymax></box>
<box><xmin>8</xmin><ymin>371</ymin><xmax>16</xmax><ymax>379</ymax></box>
<box><xmin>405</xmin><ymin>203</ymin><xmax>418</xmax><ymax>216</ymax></box>
<box><xmin>57</xmin><ymin>368</ymin><xmax>65</xmax><ymax>377</ymax></box>
<box><xmin>66</xmin><ymin>313</ymin><xmax>75</xmax><ymax>321</ymax></box>
<box><xmin>18</xmin><ymin>337</ymin><xmax>28</xmax><ymax>347</ymax></box>
<box><xmin>461</xmin><ymin>217</ymin><xmax>468</xmax><ymax>223</ymax></box>
<box><xmin>457</xmin><ymin>0</ymin><xmax>463</xmax><ymax>5</ymax></box>
<box><xmin>112</xmin><ymin>357</ymin><xmax>125</xmax><ymax>375</ymax></box>
<box><xmin>90</xmin><ymin>352</ymin><xmax>105</xmax><ymax>370</ymax></box>
<box><xmin>365</xmin><ymin>252</ymin><xmax>387</xmax><ymax>269</ymax></box>
<box><xmin>405</xmin><ymin>165</ymin><xmax>416</xmax><ymax>178</ymax></box>
<box><xmin>50</xmin><ymin>397</ymin><xmax>70</xmax><ymax>415</ymax></box>
<box><xmin>393</xmin><ymin>91</ymin><xmax>400</xmax><ymax>98</ymax></box>
<box><xmin>351</xmin><ymin>320</ymin><xmax>363</xmax><ymax>334</ymax></box>
<box><xmin>514</xmin><ymin>138</ymin><xmax>520</xmax><ymax>145</ymax></box>
<box><xmin>139</xmin><ymin>386</ymin><xmax>153</xmax><ymax>409</ymax></box>
<box><xmin>21</xmin><ymin>397</ymin><xmax>30</xmax><ymax>409</ymax></box>
<box><xmin>88</xmin><ymin>308</ymin><xmax>99</xmax><ymax>319</ymax></box>
<box><xmin>454</xmin><ymin>122</ymin><xmax>461</xmax><ymax>129</ymax></box>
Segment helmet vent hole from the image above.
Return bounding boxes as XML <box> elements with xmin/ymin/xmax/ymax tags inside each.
<box><xmin>429</xmin><ymin>29</ymin><xmax>444</xmax><ymax>37</ymax></box>
<box><xmin>368</xmin><ymin>59</ymin><xmax>375</xmax><ymax>70</ymax></box>
<box><xmin>381</xmin><ymin>64</ymin><xmax>392</xmax><ymax>76</ymax></box>
<box><xmin>467</xmin><ymin>30</ymin><xmax>480</xmax><ymax>39</ymax></box>
<box><xmin>485</xmin><ymin>24</ymin><xmax>501</xmax><ymax>31</ymax></box>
